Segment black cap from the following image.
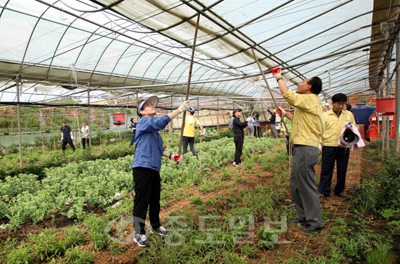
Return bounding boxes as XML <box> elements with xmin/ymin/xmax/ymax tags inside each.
<box><xmin>62</xmin><ymin>120</ymin><xmax>66</xmax><ymax>123</ymax></box>
<box><xmin>232</xmin><ymin>109</ymin><xmax>241</xmax><ymax>115</ymax></box>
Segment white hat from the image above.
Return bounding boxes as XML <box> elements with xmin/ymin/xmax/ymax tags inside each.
<box><xmin>138</xmin><ymin>96</ymin><xmax>159</xmax><ymax>117</ymax></box>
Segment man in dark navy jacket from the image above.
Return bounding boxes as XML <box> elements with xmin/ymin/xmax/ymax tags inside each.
<box><xmin>232</xmin><ymin>109</ymin><xmax>248</xmax><ymax>166</ymax></box>
<box><xmin>60</xmin><ymin>121</ymin><xmax>75</xmax><ymax>152</ymax></box>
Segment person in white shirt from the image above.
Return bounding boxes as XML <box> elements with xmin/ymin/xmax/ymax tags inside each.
<box><xmin>78</xmin><ymin>121</ymin><xmax>90</xmax><ymax>149</ymax></box>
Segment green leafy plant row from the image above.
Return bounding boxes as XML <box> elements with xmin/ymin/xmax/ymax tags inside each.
<box><xmin>0</xmin><ymin>136</ymin><xmax>280</xmax><ymax>230</ymax></box>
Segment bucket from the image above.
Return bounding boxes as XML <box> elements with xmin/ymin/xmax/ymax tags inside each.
<box><xmin>113</xmin><ymin>113</ymin><xmax>125</xmax><ymax>126</ymax></box>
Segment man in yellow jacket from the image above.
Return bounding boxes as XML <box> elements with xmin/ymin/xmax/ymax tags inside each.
<box><xmin>270</xmin><ymin>67</ymin><xmax>325</xmax><ymax>234</ymax></box>
<box><xmin>318</xmin><ymin>93</ymin><xmax>355</xmax><ymax>198</ymax></box>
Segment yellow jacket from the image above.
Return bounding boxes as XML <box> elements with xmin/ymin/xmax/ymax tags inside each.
<box><xmin>322</xmin><ymin>109</ymin><xmax>355</xmax><ymax>147</ymax></box>
<box><xmin>283</xmin><ymin>89</ymin><xmax>324</xmax><ymax>147</ymax></box>
<box><xmin>183</xmin><ymin>116</ymin><xmax>200</xmax><ymax>137</ymax></box>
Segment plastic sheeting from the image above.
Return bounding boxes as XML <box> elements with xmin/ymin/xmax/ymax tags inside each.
<box><xmin>0</xmin><ymin>0</ymin><xmax>398</xmax><ymax>104</ymax></box>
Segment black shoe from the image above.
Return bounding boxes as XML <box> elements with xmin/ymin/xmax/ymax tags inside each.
<box><xmin>134</xmin><ymin>234</ymin><xmax>150</xmax><ymax>247</ymax></box>
<box><xmin>300</xmin><ymin>224</ymin><xmax>324</xmax><ymax>234</ymax></box>
<box><xmin>289</xmin><ymin>218</ymin><xmax>306</xmax><ymax>225</ymax></box>
<box><xmin>334</xmin><ymin>192</ymin><xmax>349</xmax><ymax>198</ymax></box>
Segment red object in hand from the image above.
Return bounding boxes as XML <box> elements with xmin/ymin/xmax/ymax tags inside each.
<box><xmin>173</xmin><ymin>154</ymin><xmax>182</xmax><ymax>164</ymax></box>
<box><xmin>276</xmin><ymin>108</ymin><xmax>283</xmax><ymax>117</ymax></box>
<box><xmin>270</xmin><ymin>67</ymin><xmax>281</xmax><ymax>76</ymax></box>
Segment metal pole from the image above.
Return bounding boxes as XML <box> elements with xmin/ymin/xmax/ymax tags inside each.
<box><xmin>40</xmin><ymin>109</ymin><xmax>44</xmax><ymax>155</ymax></box>
<box><xmin>170</xmin><ymin>93</ymin><xmax>173</xmax><ymax>142</ymax></box>
<box><xmin>16</xmin><ymin>76</ymin><xmax>23</xmax><ymax>167</ymax></box>
<box><xmin>217</xmin><ymin>98</ymin><xmax>219</xmax><ymax>131</ymax></box>
<box><xmin>88</xmin><ymin>88</ymin><xmax>91</xmax><ymax>152</ymax></box>
<box><xmin>357</xmin><ymin>149</ymin><xmax>360</xmax><ymax>189</ymax></box>
<box><xmin>395</xmin><ymin>30</ymin><xmax>400</xmax><ymax>159</ymax></box>
<box><xmin>386</xmin><ymin>59</ymin><xmax>390</xmax><ymax>154</ymax></box>
<box><xmin>179</xmin><ymin>14</ymin><xmax>201</xmax><ymax>155</ymax></box>
<box><xmin>251</xmin><ymin>48</ymin><xmax>290</xmax><ymax>137</ymax></box>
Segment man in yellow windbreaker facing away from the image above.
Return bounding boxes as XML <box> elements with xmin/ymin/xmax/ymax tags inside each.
<box><xmin>183</xmin><ymin>107</ymin><xmax>204</xmax><ymax>156</ymax></box>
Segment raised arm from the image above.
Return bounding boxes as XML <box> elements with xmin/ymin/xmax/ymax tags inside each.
<box><xmin>168</xmin><ymin>100</ymin><xmax>189</xmax><ymax>120</ymax></box>
<box><xmin>270</xmin><ymin>67</ymin><xmax>289</xmax><ymax>95</ymax></box>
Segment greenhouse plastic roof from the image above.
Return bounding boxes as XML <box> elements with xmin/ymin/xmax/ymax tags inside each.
<box><xmin>0</xmin><ymin>0</ymin><xmax>399</xmax><ymax>104</ymax></box>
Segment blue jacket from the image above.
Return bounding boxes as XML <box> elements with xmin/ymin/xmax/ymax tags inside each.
<box><xmin>132</xmin><ymin>115</ymin><xmax>170</xmax><ymax>172</ymax></box>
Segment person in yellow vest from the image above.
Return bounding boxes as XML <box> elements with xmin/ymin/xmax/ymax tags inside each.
<box><xmin>318</xmin><ymin>93</ymin><xmax>356</xmax><ymax>198</ymax></box>
<box><xmin>183</xmin><ymin>107</ymin><xmax>204</xmax><ymax>156</ymax></box>
<box><xmin>270</xmin><ymin>66</ymin><xmax>325</xmax><ymax>234</ymax></box>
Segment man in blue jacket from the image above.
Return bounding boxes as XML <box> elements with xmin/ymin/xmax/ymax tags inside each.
<box><xmin>132</xmin><ymin>96</ymin><xmax>189</xmax><ymax>247</ymax></box>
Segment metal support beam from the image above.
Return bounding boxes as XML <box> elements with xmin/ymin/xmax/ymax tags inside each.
<box><xmin>88</xmin><ymin>88</ymin><xmax>92</xmax><ymax>152</ymax></box>
<box><xmin>217</xmin><ymin>98</ymin><xmax>219</xmax><ymax>131</ymax></box>
<box><xmin>16</xmin><ymin>76</ymin><xmax>22</xmax><ymax>167</ymax></box>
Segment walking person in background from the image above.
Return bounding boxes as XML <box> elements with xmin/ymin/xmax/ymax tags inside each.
<box><xmin>246</xmin><ymin>113</ymin><xmax>255</xmax><ymax>136</ymax></box>
<box><xmin>61</xmin><ymin>120</ymin><xmax>75</xmax><ymax>152</ymax></box>
<box><xmin>132</xmin><ymin>96</ymin><xmax>190</xmax><ymax>247</ymax></box>
<box><xmin>267</xmin><ymin>109</ymin><xmax>279</xmax><ymax>139</ymax></box>
<box><xmin>129</xmin><ymin>118</ymin><xmax>137</xmax><ymax>147</ymax></box>
<box><xmin>78</xmin><ymin>121</ymin><xmax>90</xmax><ymax>149</ymax></box>
<box><xmin>232</xmin><ymin>109</ymin><xmax>248</xmax><ymax>166</ymax></box>
<box><xmin>253</xmin><ymin>112</ymin><xmax>261</xmax><ymax>138</ymax></box>
<box><xmin>318</xmin><ymin>93</ymin><xmax>356</xmax><ymax>198</ymax></box>
<box><xmin>271</xmin><ymin>66</ymin><xmax>325</xmax><ymax>234</ymax></box>
<box><xmin>183</xmin><ymin>107</ymin><xmax>204</xmax><ymax>156</ymax></box>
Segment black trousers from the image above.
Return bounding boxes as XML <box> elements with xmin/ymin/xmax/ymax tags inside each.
<box><xmin>234</xmin><ymin>136</ymin><xmax>244</xmax><ymax>164</ymax></box>
<box><xmin>254</xmin><ymin>126</ymin><xmax>261</xmax><ymax>138</ymax></box>
<box><xmin>318</xmin><ymin>146</ymin><xmax>350</xmax><ymax>196</ymax></box>
<box><xmin>62</xmin><ymin>138</ymin><xmax>75</xmax><ymax>151</ymax></box>
<box><xmin>285</xmin><ymin>135</ymin><xmax>294</xmax><ymax>156</ymax></box>
<box><xmin>81</xmin><ymin>138</ymin><xmax>89</xmax><ymax>149</ymax></box>
<box><xmin>133</xmin><ymin>167</ymin><xmax>161</xmax><ymax>235</ymax></box>
<box><xmin>130</xmin><ymin>134</ymin><xmax>135</xmax><ymax>147</ymax></box>
<box><xmin>183</xmin><ymin>136</ymin><xmax>195</xmax><ymax>156</ymax></box>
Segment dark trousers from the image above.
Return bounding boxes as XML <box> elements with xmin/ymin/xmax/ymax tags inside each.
<box><xmin>81</xmin><ymin>138</ymin><xmax>89</xmax><ymax>149</ymax></box>
<box><xmin>234</xmin><ymin>136</ymin><xmax>244</xmax><ymax>164</ymax></box>
<box><xmin>270</xmin><ymin>125</ymin><xmax>279</xmax><ymax>139</ymax></box>
<box><xmin>318</xmin><ymin>146</ymin><xmax>350</xmax><ymax>195</ymax></box>
<box><xmin>286</xmin><ymin>135</ymin><xmax>294</xmax><ymax>156</ymax></box>
<box><xmin>130</xmin><ymin>134</ymin><xmax>135</xmax><ymax>147</ymax></box>
<box><xmin>254</xmin><ymin>126</ymin><xmax>261</xmax><ymax>138</ymax></box>
<box><xmin>290</xmin><ymin>146</ymin><xmax>324</xmax><ymax>228</ymax></box>
<box><xmin>133</xmin><ymin>167</ymin><xmax>161</xmax><ymax>235</ymax></box>
<box><xmin>183</xmin><ymin>136</ymin><xmax>195</xmax><ymax>156</ymax></box>
<box><xmin>62</xmin><ymin>138</ymin><xmax>75</xmax><ymax>151</ymax></box>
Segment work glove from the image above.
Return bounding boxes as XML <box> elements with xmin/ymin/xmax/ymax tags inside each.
<box><xmin>178</xmin><ymin>100</ymin><xmax>190</xmax><ymax>113</ymax></box>
<box><xmin>171</xmin><ymin>154</ymin><xmax>182</xmax><ymax>164</ymax></box>
<box><xmin>200</xmin><ymin>133</ymin><xmax>205</xmax><ymax>137</ymax></box>
<box><xmin>71</xmin><ymin>136</ymin><xmax>74</xmax><ymax>140</ymax></box>
<box><xmin>318</xmin><ymin>144</ymin><xmax>322</xmax><ymax>153</ymax></box>
<box><xmin>61</xmin><ymin>137</ymin><xmax>63</xmax><ymax>141</ymax></box>
<box><xmin>270</xmin><ymin>67</ymin><xmax>282</xmax><ymax>79</ymax></box>
<box><xmin>278</xmin><ymin>107</ymin><xmax>286</xmax><ymax>117</ymax></box>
